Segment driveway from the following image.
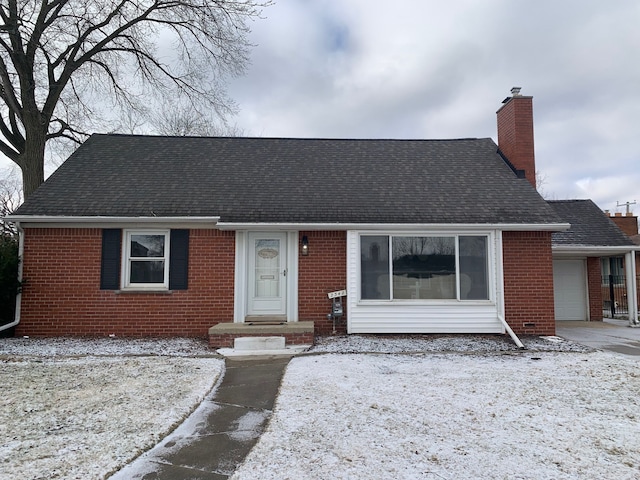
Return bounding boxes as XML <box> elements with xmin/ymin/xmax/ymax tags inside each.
<box><xmin>556</xmin><ymin>318</ymin><xmax>640</xmax><ymax>356</ymax></box>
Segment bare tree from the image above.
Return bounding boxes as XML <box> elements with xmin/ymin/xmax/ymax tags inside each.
<box><xmin>0</xmin><ymin>0</ymin><xmax>270</xmax><ymax>198</ymax></box>
<box><xmin>0</xmin><ymin>166</ymin><xmax>22</xmax><ymax>236</ymax></box>
<box><xmin>113</xmin><ymin>103</ymin><xmax>151</xmax><ymax>135</ymax></box>
<box><xmin>150</xmin><ymin>103</ymin><xmax>245</xmax><ymax>136</ymax></box>
<box><xmin>535</xmin><ymin>170</ymin><xmax>556</xmax><ymax>200</ymax></box>
<box><xmin>393</xmin><ymin>236</ymin><xmax>455</xmax><ymax>258</ymax></box>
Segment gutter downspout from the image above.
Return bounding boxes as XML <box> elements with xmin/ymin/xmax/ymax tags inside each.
<box><xmin>0</xmin><ymin>222</ymin><xmax>23</xmax><ymax>333</ymax></box>
<box><xmin>498</xmin><ymin>313</ymin><xmax>525</xmax><ymax>349</ymax></box>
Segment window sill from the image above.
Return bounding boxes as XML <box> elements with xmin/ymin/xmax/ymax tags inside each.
<box><xmin>115</xmin><ymin>288</ymin><xmax>173</xmax><ymax>295</ymax></box>
<box><xmin>357</xmin><ymin>299</ymin><xmax>494</xmax><ymax>306</ymax></box>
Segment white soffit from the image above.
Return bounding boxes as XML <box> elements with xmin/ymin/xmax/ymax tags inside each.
<box><xmin>215</xmin><ymin>222</ymin><xmax>571</xmax><ymax>232</ymax></box>
<box><xmin>4</xmin><ymin>216</ymin><xmax>220</xmax><ymax>229</ymax></box>
<box><xmin>552</xmin><ymin>245</ymin><xmax>640</xmax><ymax>257</ymax></box>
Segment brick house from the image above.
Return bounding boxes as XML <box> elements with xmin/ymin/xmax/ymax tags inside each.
<box><xmin>5</xmin><ymin>90</ymin><xmax>577</xmax><ymax>345</ymax></box>
<box><xmin>548</xmin><ymin>200</ymin><xmax>638</xmax><ymax>323</ymax></box>
<box><xmin>604</xmin><ymin>211</ymin><xmax>640</xmax><ymax>318</ymax></box>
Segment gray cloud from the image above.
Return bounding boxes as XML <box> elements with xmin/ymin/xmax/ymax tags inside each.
<box><xmin>3</xmin><ymin>1</ymin><xmax>635</xmax><ymax>213</ymax></box>
<box><xmin>228</xmin><ymin>0</ymin><xmax>640</xmax><ymax>211</ymax></box>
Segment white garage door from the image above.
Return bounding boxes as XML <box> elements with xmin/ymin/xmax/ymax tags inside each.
<box><xmin>553</xmin><ymin>259</ymin><xmax>588</xmax><ymax>321</ymax></box>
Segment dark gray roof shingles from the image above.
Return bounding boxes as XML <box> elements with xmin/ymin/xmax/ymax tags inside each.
<box><xmin>548</xmin><ymin>199</ymin><xmax>636</xmax><ymax>247</ymax></box>
<box><xmin>16</xmin><ymin>134</ymin><xmax>562</xmax><ymax>225</ymax></box>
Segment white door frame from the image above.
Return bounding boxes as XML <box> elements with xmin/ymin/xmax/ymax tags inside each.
<box><xmin>247</xmin><ymin>232</ymin><xmax>287</xmax><ymax>315</ymax></box>
<box><xmin>233</xmin><ymin>231</ymin><xmax>299</xmax><ymax>323</ymax></box>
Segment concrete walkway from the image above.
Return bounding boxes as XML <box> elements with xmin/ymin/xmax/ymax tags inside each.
<box><xmin>109</xmin><ymin>356</ymin><xmax>290</xmax><ymax>480</ymax></box>
<box><xmin>556</xmin><ymin>318</ymin><xmax>640</xmax><ymax>356</ymax></box>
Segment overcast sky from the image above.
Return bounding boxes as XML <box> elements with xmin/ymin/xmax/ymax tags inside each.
<box><xmin>2</xmin><ymin>1</ymin><xmax>638</xmax><ymax>215</ymax></box>
<box><xmin>225</xmin><ymin>0</ymin><xmax>640</xmax><ymax>213</ymax></box>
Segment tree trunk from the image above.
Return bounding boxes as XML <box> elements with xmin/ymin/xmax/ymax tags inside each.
<box><xmin>18</xmin><ymin>125</ymin><xmax>47</xmax><ymax>201</ymax></box>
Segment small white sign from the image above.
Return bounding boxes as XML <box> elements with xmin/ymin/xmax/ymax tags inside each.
<box><xmin>328</xmin><ymin>289</ymin><xmax>347</xmax><ymax>299</ymax></box>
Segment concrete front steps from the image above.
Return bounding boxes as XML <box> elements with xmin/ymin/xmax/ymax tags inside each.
<box><xmin>216</xmin><ymin>335</ymin><xmax>311</xmax><ymax>357</ymax></box>
<box><xmin>208</xmin><ymin>321</ymin><xmax>315</xmax><ymax>354</ymax></box>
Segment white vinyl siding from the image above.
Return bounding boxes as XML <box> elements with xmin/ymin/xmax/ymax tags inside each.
<box><xmin>347</xmin><ymin>230</ymin><xmax>503</xmax><ymax>334</ymax></box>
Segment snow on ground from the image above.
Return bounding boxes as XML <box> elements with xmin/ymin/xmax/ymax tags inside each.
<box><xmin>0</xmin><ymin>337</ymin><xmax>223</xmax><ymax>480</ymax></box>
<box><xmin>2</xmin><ymin>334</ymin><xmax>638</xmax><ymax>480</ymax></box>
<box><xmin>232</xmin><ymin>349</ymin><xmax>640</xmax><ymax>480</ymax></box>
<box><xmin>311</xmin><ymin>333</ymin><xmax>592</xmax><ymax>354</ymax></box>
<box><xmin>0</xmin><ymin>336</ymin><xmax>214</xmax><ymax>357</ymax></box>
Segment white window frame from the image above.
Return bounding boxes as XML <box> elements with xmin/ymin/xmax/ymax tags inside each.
<box><xmin>122</xmin><ymin>230</ymin><xmax>170</xmax><ymax>290</ymax></box>
<box><xmin>358</xmin><ymin>232</ymin><xmax>494</xmax><ymax>303</ymax></box>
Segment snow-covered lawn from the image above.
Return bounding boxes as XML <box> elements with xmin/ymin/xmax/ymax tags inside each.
<box><xmin>2</xmin><ymin>335</ymin><xmax>640</xmax><ymax>480</ymax></box>
<box><xmin>0</xmin><ymin>337</ymin><xmax>222</xmax><ymax>480</ymax></box>
<box><xmin>233</xmin><ymin>344</ymin><xmax>640</xmax><ymax>479</ymax></box>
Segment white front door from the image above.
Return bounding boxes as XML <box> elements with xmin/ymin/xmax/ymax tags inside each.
<box><xmin>247</xmin><ymin>232</ymin><xmax>287</xmax><ymax>316</ymax></box>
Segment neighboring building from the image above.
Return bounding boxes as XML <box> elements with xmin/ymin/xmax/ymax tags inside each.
<box><xmin>608</xmin><ymin>211</ymin><xmax>639</xmax><ymax>238</ymax></box>
<box><xmin>548</xmin><ymin>200</ymin><xmax>638</xmax><ymax>322</ymax></box>
<box><xmin>5</xmin><ymin>90</ymin><xmax>578</xmax><ymax>345</ymax></box>
<box><xmin>606</xmin><ymin>212</ymin><xmax>640</xmax><ymax>317</ymax></box>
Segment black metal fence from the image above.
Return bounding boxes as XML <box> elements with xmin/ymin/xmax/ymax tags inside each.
<box><xmin>602</xmin><ymin>275</ymin><xmax>628</xmax><ymax>317</ymax></box>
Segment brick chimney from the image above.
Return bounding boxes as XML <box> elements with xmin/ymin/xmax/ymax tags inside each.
<box><xmin>609</xmin><ymin>211</ymin><xmax>638</xmax><ymax>236</ymax></box>
<box><xmin>497</xmin><ymin>87</ymin><xmax>536</xmax><ymax>188</ymax></box>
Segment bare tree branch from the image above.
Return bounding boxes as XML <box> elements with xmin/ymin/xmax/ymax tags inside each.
<box><xmin>0</xmin><ymin>0</ymin><xmax>271</xmax><ymax>198</ymax></box>
<box><xmin>0</xmin><ymin>166</ymin><xmax>23</xmax><ymax>235</ymax></box>
<box><xmin>150</xmin><ymin>102</ymin><xmax>244</xmax><ymax>137</ymax></box>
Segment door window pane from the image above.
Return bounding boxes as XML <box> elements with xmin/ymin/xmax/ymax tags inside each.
<box><xmin>360</xmin><ymin>236</ymin><xmax>390</xmax><ymax>300</ymax></box>
<box><xmin>392</xmin><ymin>237</ymin><xmax>455</xmax><ymax>299</ymax></box>
<box><xmin>255</xmin><ymin>239</ymin><xmax>280</xmax><ymax>298</ymax></box>
<box><xmin>459</xmin><ymin>236</ymin><xmax>489</xmax><ymax>300</ymax></box>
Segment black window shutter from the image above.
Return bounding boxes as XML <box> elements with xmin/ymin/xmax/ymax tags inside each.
<box><xmin>101</xmin><ymin>229</ymin><xmax>122</xmax><ymax>290</ymax></box>
<box><xmin>169</xmin><ymin>229</ymin><xmax>189</xmax><ymax>290</ymax></box>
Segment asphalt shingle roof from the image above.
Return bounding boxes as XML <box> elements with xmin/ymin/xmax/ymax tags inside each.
<box><xmin>16</xmin><ymin>134</ymin><xmax>563</xmax><ymax>225</ymax></box>
<box><xmin>548</xmin><ymin>200</ymin><xmax>636</xmax><ymax>247</ymax></box>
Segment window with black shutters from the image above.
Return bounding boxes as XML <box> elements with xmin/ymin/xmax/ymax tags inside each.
<box><xmin>100</xmin><ymin>228</ymin><xmax>189</xmax><ymax>290</ymax></box>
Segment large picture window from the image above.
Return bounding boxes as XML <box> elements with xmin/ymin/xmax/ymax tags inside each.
<box><xmin>360</xmin><ymin>235</ymin><xmax>490</xmax><ymax>301</ymax></box>
<box><xmin>124</xmin><ymin>231</ymin><xmax>170</xmax><ymax>288</ymax></box>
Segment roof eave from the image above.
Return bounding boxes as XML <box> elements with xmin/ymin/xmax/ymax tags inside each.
<box><xmin>3</xmin><ymin>217</ymin><xmax>571</xmax><ymax>232</ymax></box>
<box><xmin>215</xmin><ymin>222</ymin><xmax>571</xmax><ymax>232</ymax></box>
<box><xmin>3</xmin><ymin>215</ymin><xmax>220</xmax><ymax>229</ymax></box>
<box><xmin>552</xmin><ymin>245</ymin><xmax>640</xmax><ymax>257</ymax></box>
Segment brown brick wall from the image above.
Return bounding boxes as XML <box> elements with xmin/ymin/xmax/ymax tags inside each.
<box><xmin>18</xmin><ymin>227</ymin><xmax>559</xmax><ymax>338</ymax></box>
<box><xmin>209</xmin><ymin>332</ymin><xmax>314</xmax><ymax>348</ymax></box>
<box><xmin>609</xmin><ymin>214</ymin><xmax>638</xmax><ymax>237</ymax></box>
<box><xmin>298</xmin><ymin>231</ymin><xmax>347</xmax><ymax>334</ymax></box>
<box><xmin>17</xmin><ymin>228</ymin><xmax>235</xmax><ymax>337</ymax></box>
<box><xmin>586</xmin><ymin>257</ymin><xmax>603</xmax><ymax>321</ymax></box>
<box><xmin>502</xmin><ymin>231</ymin><xmax>555</xmax><ymax>335</ymax></box>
